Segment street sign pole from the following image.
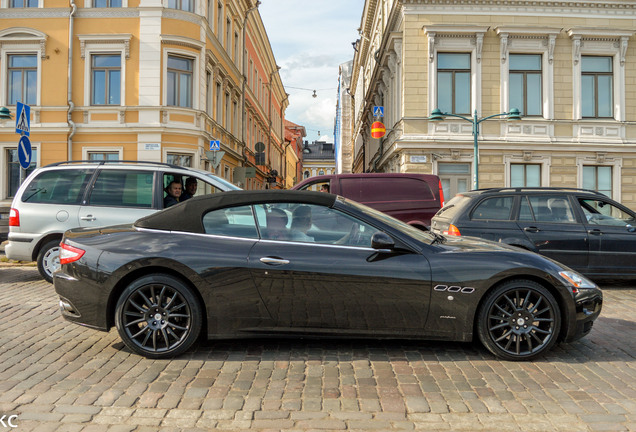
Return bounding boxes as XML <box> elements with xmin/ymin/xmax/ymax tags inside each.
<box><xmin>16</xmin><ymin>102</ymin><xmax>32</xmax><ymax>186</ymax></box>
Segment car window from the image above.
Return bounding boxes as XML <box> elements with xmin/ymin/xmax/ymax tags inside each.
<box><xmin>202</xmin><ymin>205</ymin><xmax>258</xmax><ymax>238</ymax></box>
<box><xmin>524</xmin><ymin>195</ymin><xmax>576</xmax><ymax>223</ymax></box>
<box><xmin>253</xmin><ymin>202</ymin><xmax>380</xmax><ymax>246</ymax></box>
<box><xmin>470</xmin><ymin>196</ymin><xmax>514</xmax><ymax>220</ymax></box>
<box><xmin>579</xmin><ymin>198</ymin><xmax>636</xmax><ymax>226</ymax></box>
<box><xmin>163</xmin><ymin>173</ymin><xmax>224</xmax><ymax>200</ymax></box>
<box><xmin>22</xmin><ymin>169</ymin><xmax>93</xmax><ymax>204</ymax></box>
<box><xmin>297</xmin><ymin>179</ymin><xmax>331</xmax><ymax>193</ymax></box>
<box><xmin>89</xmin><ymin>170</ymin><xmax>154</xmax><ymax>208</ymax></box>
<box><xmin>435</xmin><ymin>195</ymin><xmax>471</xmax><ymax>219</ymax></box>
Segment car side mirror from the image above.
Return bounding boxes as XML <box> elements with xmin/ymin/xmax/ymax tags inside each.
<box><xmin>371</xmin><ymin>232</ymin><xmax>395</xmax><ymax>252</ymax></box>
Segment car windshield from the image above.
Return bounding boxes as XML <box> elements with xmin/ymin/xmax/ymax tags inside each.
<box><xmin>338</xmin><ymin>196</ymin><xmax>438</xmax><ymax>244</ymax></box>
<box><xmin>187</xmin><ymin>168</ymin><xmax>242</xmax><ymax>191</ymax></box>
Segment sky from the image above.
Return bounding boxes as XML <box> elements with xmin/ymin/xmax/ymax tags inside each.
<box><xmin>259</xmin><ymin>0</ymin><xmax>364</xmax><ymax>144</ymax></box>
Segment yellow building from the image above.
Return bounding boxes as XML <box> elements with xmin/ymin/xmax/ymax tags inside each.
<box><xmin>0</xmin><ymin>0</ymin><xmax>287</xmax><ymax>201</ymax></box>
<box><xmin>349</xmin><ymin>0</ymin><xmax>636</xmax><ymax>208</ymax></box>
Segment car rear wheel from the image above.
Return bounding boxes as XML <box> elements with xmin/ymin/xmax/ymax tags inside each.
<box><xmin>115</xmin><ymin>274</ymin><xmax>203</xmax><ymax>359</ymax></box>
<box><xmin>37</xmin><ymin>239</ymin><xmax>61</xmax><ymax>283</ymax></box>
<box><xmin>477</xmin><ymin>280</ymin><xmax>561</xmax><ymax>361</ymax></box>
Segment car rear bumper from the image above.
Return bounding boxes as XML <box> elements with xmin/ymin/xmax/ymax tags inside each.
<box><xmin>54</xmin><ymin>269</ymin><xmax>110</xmax><ymax>331</ymax></box>
<box><xmin>5</xmin><ymin>234</ymin><xmax>36</xmax><ymax>261</ymax></box>
<box><xmin>567</xmin><ymin>288</ymin><xmax>603</xmax><ymax>342</ymax></box>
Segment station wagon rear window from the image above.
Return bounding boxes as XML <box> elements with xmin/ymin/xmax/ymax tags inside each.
<box><xmin>22</xmin><ymin>169</ymin><xmax>93</xmax><ymax>205</ymax></box>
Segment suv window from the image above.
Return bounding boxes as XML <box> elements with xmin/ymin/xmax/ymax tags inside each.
<box><xmin>22</xmin><ymin>169</ymin><xmax>93</xmax><ymax>204</ymax></box>
<box><xmin>580</xmin><ymin>198</ymin><xmax>636</xmax><ymax>226</ymax></box>
<box><xmin>522</xmin><ymin>195</ymin><xmax>576</xmax><ymax>223</ymax></box>
<box><xmin>471</xmin><ymin>196</ymin><xmax>514</xmax><ymax>220</ymax></box>
<box><xmin>89</xmin><ymin>170</ymin><xmax>154</xmax><ymax>208</ymax></box>
<box><xmin>435</xmin><ymin>195</ymin><xmax>471</xmax><ymax>220</ymax></box>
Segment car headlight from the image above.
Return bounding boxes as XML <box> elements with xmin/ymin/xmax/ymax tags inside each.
<box><xmin>558</xmin><ymin>271</ymin><xmax>597</xmax><ymax>291</ymax></box>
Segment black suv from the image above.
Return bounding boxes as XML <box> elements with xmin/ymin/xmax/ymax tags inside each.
<box><xmin>431</xmin><ymin>188</ymin><xmax>636</xmax><ymax>280</ymax></box>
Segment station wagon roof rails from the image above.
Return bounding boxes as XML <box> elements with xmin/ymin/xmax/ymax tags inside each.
<box><xmin>475</xmin><ymin>187</ymin><xmax>604</xmax><ymax>195</ymax></box>
<box><xmin>44</xmin><ymin>160</ymin><xmax>183</xmax><ymax>169</ymax></box>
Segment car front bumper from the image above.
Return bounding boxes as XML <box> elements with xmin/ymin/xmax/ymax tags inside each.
<box><xmin>568</xmin><ymin>287</ymin><xmax>603</xmax><ymax>342</ymax></box>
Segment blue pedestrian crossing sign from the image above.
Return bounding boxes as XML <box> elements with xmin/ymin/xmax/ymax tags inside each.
<box><xmin>209</xmin><ymin>140</ymin><xmax>221</xmax><ymax>151</ymax></box>
<box><xmin>18</xmin><ymin>136</ymin><xmax>32</xmax><ymax>169</ymax></box>
<box><xmin>373</xmin><ymin>106</ymin><xmax>384</xmax><ymax>118</ymax></box>
<box><xmin>15</xmin><ymin>102</ymin><xmax>30</xmax><ymax>136</ymax></box>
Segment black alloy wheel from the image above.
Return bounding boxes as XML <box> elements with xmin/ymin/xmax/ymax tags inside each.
<box><xmin>477</xmin><ymin>280</ymin><xmax>561</xmax><ymax>361</ymax></box>
<box><xmin>115</xmin><ymin>274</ymin><xmax>202</xmax><ymax>359</ymax></box>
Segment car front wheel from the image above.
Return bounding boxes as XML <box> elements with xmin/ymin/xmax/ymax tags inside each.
<box><xmin>115</xmin><ymin>274</ymin><xmax>203</xmax><ymax>359</ymax></box>
<box><xmin>37</xmin><ymin>239</ymin><xmax>61</xmax><ymax>283</ymax></box>
<box><xmin>477</xmin><ymin>279</ymin><xmax>561</xmax><ymax>361</ymax></box>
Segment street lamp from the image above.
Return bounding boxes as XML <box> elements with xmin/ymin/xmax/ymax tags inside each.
<box><xmin>0</xmin><ymin>106</ymin><xmax>12</xmax><ymax>120</ymax></box>
<box><xmin>429</xmin><ymin>108</ymin><xmax>521</xmax><ymax>190</ymax></box>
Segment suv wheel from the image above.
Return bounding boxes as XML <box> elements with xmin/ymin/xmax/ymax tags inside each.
<box><xmin>37</xmin><ymin>239</ymin><xmax>62</xmax><ymax>283</ymax></box>
<box><xmin>477</xmin><ymin>279</ymin><xmax>561</xmax><ymax>361</ymax></box>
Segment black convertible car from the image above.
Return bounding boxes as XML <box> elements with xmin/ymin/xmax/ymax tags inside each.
<box><xmin>54</xmin><ymin>190</ymin><xmax>602</xmax><ymax>361</ymax></box>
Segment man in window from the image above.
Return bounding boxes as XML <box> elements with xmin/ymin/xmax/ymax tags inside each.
<box><xmin>180</xmin><ymin>177</ymin><xmax>198</xmax><ymax>201</ymax></box>
<box><xmin>164</xmin><ymin>181</ymin><xmax>182</xmax><ymax>208</ymax></box>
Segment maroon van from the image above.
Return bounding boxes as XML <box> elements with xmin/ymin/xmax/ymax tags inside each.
<box><xmin>292</xmin><ymin>173</ymin><xmax>444</xmax><ymax>229</ymax></box>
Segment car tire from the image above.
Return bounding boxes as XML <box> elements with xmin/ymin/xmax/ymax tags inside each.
<box><xmin>477</xmin><ymin>279</ymin><xmax>561</xmax><ymax>361</ymax></box>
<box><xmin>37</xmin><ymin>239</ymin><xmax>61</xmax><ymax>284</ymax></box>
<box><xmin>115</xmin><ymin>274</ymin><xmax>203</xmax><ymax>359</ymax></box>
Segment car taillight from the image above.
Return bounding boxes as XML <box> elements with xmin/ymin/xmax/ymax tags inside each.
<box><xmin>438</xmin><ymin>179</ymin><xmax>445</xmax><ymax>207</ymax></box>
<box><xmin>443</xmin><ymin>224</ymin><xmax>461</xmax><ymax>236</ymax></box>
<box><xmin>9</xmin><ymin>208</ymin><xmax>19</xmax><ymax>227</ymax></box>
<box><xmin>60</xmin><ymin>242</ymin><xmax>85</xmax><ymax>265</ymax></box>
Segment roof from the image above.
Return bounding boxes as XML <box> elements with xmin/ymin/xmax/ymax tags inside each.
<box><xmin>302</xmin><ymin>141</ymin><xmax>335</xmax><ymax>161</ymax></box>
<box><xmin>468</xmin><ymin>187</ymin><xmax>605</xmax><ymax>196</ymax></box>
<box><xmin>134</xmin><ymin>190</ymin><xmax>336</xmax><ymax>234</ymax></box>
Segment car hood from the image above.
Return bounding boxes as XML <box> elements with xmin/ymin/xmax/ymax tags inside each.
<box><xmin>436</xmin><ymin>234</ymin><xmax>526</xmax><ymax>253</ymax></box>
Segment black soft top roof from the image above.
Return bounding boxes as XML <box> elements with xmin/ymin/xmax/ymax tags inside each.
<box><xmin>135</xmin><ymin>190</ymin><xmax>336</xmax><ymax>233</ymax></box>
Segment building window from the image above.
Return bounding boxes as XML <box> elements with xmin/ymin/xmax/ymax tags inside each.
<box><xmin>583</xmin><ymin>165</ymin><xmax>612</xmax><ymax>197</ymax></box>
<box><xmin>7</xmin><ymin>54</ymin><xmax>37</xmax><ymax>106</ymax></box>
<box><xmin>215</xmin><ymin>82</ymin><xmax>221</xmax><ymax>121</ymax></box>
<box><xmin>167</xmin><ymin>153</ymin><xmax>192</xmax><ymax>167</ymax></box>
<box><xmin>511</xmin><ymin>164</ymin><xmax>540</xmax><ymax>187</ymax></box>
<box><xmin>167</xmin><ymin>0</ymin><xmax>193</xmax><ymax>12</ymax></box>
<box><xmin>91</xmin><ymin>54</ymin><xmax>121</xmax><ymax>105</ymax></box>
<box><xmin>167</xmin><ymin>55</ymin><xmax>193</xmax><ymax>108</ymax></box>
<box><xmin>10</xmin><ymin>0</ymin><xmax>37</xmax><ymax>6</ymax></box>
<box><xmin>234</xmin><ymin>32</ymin><xmax>239</xmax><ymax>62</ymax></box>
<box><xmin>94</xmin><ymin>0</ymin><xmax>121</xmax><ymax>6</ymax></box>
<box><xmin>6</xmin><ymin>148</ymin><xmax>37</xmax><ymax>198</ymax></box>
<box><xmin>509</xmin><ymin>54</ymin><xmax>542</xmax><ymax>116</ymax></box>
<box><xmin>437</xmin><ymin>53</ymin><xmax>470</xmax><ymax>114</ymax></box>
<box><xmin>581</xmin><ymin>56</ymin><xmax>613</xmax><ymax>118</ymax></box>
<box><xmin>88</xmin><ymin>152</ymin><xmax>119</xmax><ymax>161</ymax></box>
<box><xmin>217</xmin><ymin>2</ymin><xmax>223</xmax><ymax>40</ymax></box>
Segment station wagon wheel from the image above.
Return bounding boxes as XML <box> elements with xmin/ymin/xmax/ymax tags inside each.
<box><xmin>37</xmin><ymin>239</ymin><xmax>61</xmax><ymax>284</ymax></box>
<box><xmin>477</xmin><ymin>280</ymin><xmax>561</xmax><ymax>361</ymax></box>
<box><xmin>115</xmin><ymin>274</ymin><xmax>202</xmax><ymax>359</ymax></box>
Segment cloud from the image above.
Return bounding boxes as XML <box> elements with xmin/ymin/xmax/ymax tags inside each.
<box><xmin>259</xmin><ymin>0</ymin><xmax>362</xmax><ymax>143</ymax></box>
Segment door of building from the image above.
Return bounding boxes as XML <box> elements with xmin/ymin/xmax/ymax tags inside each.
<box><xmin>438</xmin><ymin>163</ymin><xmax>470</xmax><ymax>201</ymax></box>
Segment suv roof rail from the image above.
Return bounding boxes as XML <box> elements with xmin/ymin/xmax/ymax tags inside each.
<box><xmin>474</xmin><ymin>187</ymin><xmax>604</xmax><ymax>195</ymax></box>
<box><xmin>44</xmin><ymin>160</ymin><xmax>184</xmax><ymax>169</ymax></box>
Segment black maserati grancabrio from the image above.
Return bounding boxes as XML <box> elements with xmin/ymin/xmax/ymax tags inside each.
<box><xmin>54</xmin><ymin>190</ymin><xmax>602</xmax><ymax>361</ymax></box>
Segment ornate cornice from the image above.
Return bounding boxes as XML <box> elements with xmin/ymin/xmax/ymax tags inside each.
<box><xmin>160</xmin><ymin>34</ymin><xmax>204</xmax><ymax>51</ymax></box>
<box><xmin>78</xmin><ymin>34</ymin><xmax>132</xmax><ymax>59</ymax></box>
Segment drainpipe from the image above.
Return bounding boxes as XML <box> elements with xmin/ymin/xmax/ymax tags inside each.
<box><xmin>67</xmin><ymin>0</ymin><xmax>77</xmax><ymax>161</ymax></box>
<box><xmin>241</xmin><ymin>1</ymin><xmax>260</xmax><ymax>163</ymax></box>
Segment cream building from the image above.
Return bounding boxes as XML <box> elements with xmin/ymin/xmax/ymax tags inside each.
<box><xmin>349</xmin><ymin>0</ymin><xmax>636</xmax><ymax>207</ymax></box>
<box><xmin>0</xmin><ymin>0</ymin><xmax>287</xmax><ymax>201</ymax></box>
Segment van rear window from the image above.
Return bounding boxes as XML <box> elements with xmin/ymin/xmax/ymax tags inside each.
<box><xmin>22</xmin><ymin>169</ymin><xmax>93</xmax><ymax>205</ymax></box>
<box><xmin>343</xmin><ymin>178</ymin><xmax>435</xmax><ymax>202</ymax></box>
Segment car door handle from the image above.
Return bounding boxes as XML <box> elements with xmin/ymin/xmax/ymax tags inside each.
<box><xmin>587</xmin><ymin>229</ymin><xmax>602</xmax><ymax>235</ymax></box>
<box><xmin>260</xmin><ymin>257</ymin><xmax>290</xmax><ymax>266</ymax></box>
<box><xmin>80</xmin><ymin>215</ymin><xmax>96</xmax><ymax>221</ymax></box>
<box><xmin>523</xmin><ymin>226</ymin><xmax>540</xmax><ymax>233</ymax></box>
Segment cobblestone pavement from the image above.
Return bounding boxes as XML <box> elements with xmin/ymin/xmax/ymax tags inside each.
<box><xmin>0</xmin><ymin>267</ymin><xmax>635</xmax><ymax>431</ymax></box>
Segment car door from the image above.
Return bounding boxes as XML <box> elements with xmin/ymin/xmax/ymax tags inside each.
<box><xmin>79</xmin><ymin>168</ymin><xmax>158</xmax><ymax>227</ymax></box>
<box><xmin>577</xmin><ymin>197</ymin><xmax>636</xmax><ymax>277</ymax></box>
<box><xmin>516</xmin><ymin>194</ymin><xmax>589</xmax><ymax>272</ymax></box>
<box><xmin>248</xmin><ymin>203</ymin><xmax>432</xmax><ymax>332</ymax></box>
